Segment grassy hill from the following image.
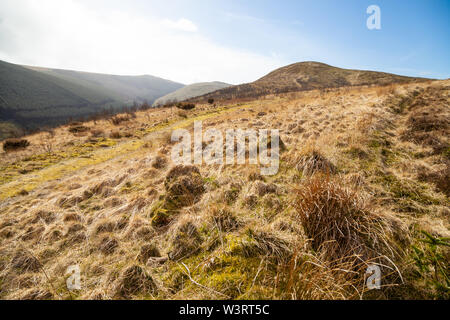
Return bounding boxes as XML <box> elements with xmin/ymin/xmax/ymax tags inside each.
<box><xmin>189</xmin><ymin>61</ymin><xmax>430</xmax><ymax>103</ymax></box>
<box><xmin>0</xmin><ymin>60</ymin><xmax>183</xmax><ymax>138</ymax></box>
<box><xmin>153</xmin><ymin>81</ymin><xmax>231</xmax><ymax>106</ymax></box>
<box><xmin>0</xmin><ymin>78</ymin><xmax>448</xmax><ymax>300</ymax></box>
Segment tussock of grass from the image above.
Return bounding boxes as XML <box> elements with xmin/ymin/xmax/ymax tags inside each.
<box><xmin>114</xmin><ymin>265</ymin><xmax>157</xmax><ymax>298</ymax></box>
<box><xmin>294</xmin><ymin>146</ymin><xmax>337</xmax><ymax>176</ymax></box>
<box><xmin>294</xmin><ymin>175</ymin><xmax>397</xmax><ymax>262</ymax></box>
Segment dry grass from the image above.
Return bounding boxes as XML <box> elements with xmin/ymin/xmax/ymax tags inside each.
<box><xmin>0</xmin><ymin>79</ymin><xmax>448</xmax><ymax>300</ymax></box>
<box><xmin>294</xmin><ymin>175</ymin><xmax>399</xmax><ymax>262</ymax></box>
<box><xmin>294</xmin><ymin>147</ymin><xmax>337</xmax><ymax>176</ymax></box>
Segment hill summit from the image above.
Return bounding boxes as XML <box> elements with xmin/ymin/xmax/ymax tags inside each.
<box><xmin>189</xmin><ymin>61</ymin><xmax>429</xmax><ymax>102</ymax></box>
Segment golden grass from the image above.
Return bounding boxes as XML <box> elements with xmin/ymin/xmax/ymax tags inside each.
<box><xmin>0</xmin><ymin>79</ymin><xmax>448</xmax><ymax>300</ymax></box>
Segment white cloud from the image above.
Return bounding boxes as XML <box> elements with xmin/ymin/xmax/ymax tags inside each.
<box><xmin>162</xmin><ymin>18</ymin><xmax>198</xmax><ymax>33</ymax></box>
<box><xmin>0</xmin><ymin>0</ymin><xmax>284</xmax><ymax>84</ymax></box>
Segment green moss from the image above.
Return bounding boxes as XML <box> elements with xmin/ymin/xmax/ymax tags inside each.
<box><xmin>381</xmin><ymin>147</ymin><xmax>400</xmax><ymax>165</ymax></box>
<box><xmin>368</xmin><ymin>139</ymin><xmax>383</xmax><ymax>149</ymax></box>
<box><xmin>119</xmin><ymin>181</ymin><xmax>145</xmax><ymax>194</ymax></box>
<box><xmin>150</xmin><ymin>200</ymin><xmax>172</xmax><ymax>227</ymax></box>
<box><xmin>162</xmin><ymin>229</ymin><xmax>278</xmax><ymax>299</ymax></box>
<box><xmin>410</xmin><ymin>230</ymin><xmax>450</xmax><ymax>299</ymax></box>
<box><xmin>443</xmin><ymin>147</ymin><xmax>450</xmax><ymax>160</ymax></box>
<box><xmin>345</xmin><ymin>146</ymin><xmax>369</xmax><ymax>160</ymax></box>
<box><xmin>412</xmin><ymin>151</ymin><xmax>428</xmax><ymax>159</ymax></box>
<box><xmin>205</xmin><ymin>250</ymin><xmax>269</xmax><ymax>299</ymax></box>
<box><xmin>0</xmin><ymin>139</ymin><xmax>145</xmax><ymax>200</ymax></box>
<box><xmin>203</xmin><ymin>176</ymin><xmax>219</xmax><ymax>190</ymax></box>
<box><xmin>375</xmin><ymin>172</ymin><xmax>442</xmax><ymax>207</ymax></box>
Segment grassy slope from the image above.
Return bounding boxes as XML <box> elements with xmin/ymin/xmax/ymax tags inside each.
<box><xmin>0</xmin><ymin>79</ymin><xmax>447</xmax><ymax>300</ymax></box>
<box><xmin>153</xmin><ymin>82</ymin><xmax>231</xmax><ymax>106</ymax></box>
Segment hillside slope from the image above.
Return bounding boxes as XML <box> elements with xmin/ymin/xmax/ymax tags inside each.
<box><xmin>0</xmin><ymin>79</ymin><xmax>448</xmax><ymax>300</ymax></box>
<box><xmin>153</xmin><ymin>81</ymin><xmax>231</xmax><ymax>106</ymax></box>
<box><xmin>0</xmin><ymin>60</ymin><xmax>183</xmax><ymax>137</ymax></box>
<box><xmin>26</xmin><ymin>66</ymin><xmax>184</xmax><ymax>105</ymax></box>
<box><xmin>190</xmin><ymin>61</ymin><xmax>429</xmax><ymax>102</ymax></box>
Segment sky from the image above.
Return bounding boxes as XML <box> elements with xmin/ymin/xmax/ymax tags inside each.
<box><xmin>0</xmin><ymin>0</ymin><xmax>449</xmax><ymax>84</ymax></box>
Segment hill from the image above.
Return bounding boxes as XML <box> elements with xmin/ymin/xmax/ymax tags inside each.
<box><xmin>0</xmin><ymin>60</ymin><xmax>183</xmax><ymax>138</ymax></box>
<box><xmin>153</xmin><ymin>81</ymin><xmax>231</xmax><ymax>106</ymax></box>
<box><xmin>189</xmin><ymin>61</ymin><xmax>430</xmax><ymax>102</ymax></box>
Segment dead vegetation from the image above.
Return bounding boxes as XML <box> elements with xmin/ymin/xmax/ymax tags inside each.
<box><xmin>0</xmin><ymin>79</ymin><xmax>448</xmax><ymax>300</ymax></box>
<box><xmin>294</xmin><ymin>148</ymin><xmax>337</xmax><ymax>176</ymax></box>
<box><xmin>294</xmin><ymin>175</ymin><xmax>399</xmax><ymax>262</ymax></box>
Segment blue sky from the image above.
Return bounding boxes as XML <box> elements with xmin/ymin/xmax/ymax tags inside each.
<box><xmin>0</xmin><ymin>0</ymin><xmax>448</xmax><ymax>83</ymax></box>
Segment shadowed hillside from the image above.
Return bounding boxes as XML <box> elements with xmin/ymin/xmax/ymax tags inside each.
<box><xmin>189</xmin><ymin>62</ymin><xmax>430</xmax><ymax>103</ymax></box>
<box><xmin>0</xmin><ymin>60</ymin><xmax>183</xmax><ymax>139</ymax></box>
<box><xmin>25</xmin><ymin>66</ymin><xmax>184</xmax><ymax>106</ymax></box>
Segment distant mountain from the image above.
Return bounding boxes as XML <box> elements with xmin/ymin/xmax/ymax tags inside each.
<box><xmin>0</xmin><ymin>59</ymin><xmax>183</xmax><ymax>137</ymax></box>
<box><xmin>189</xmin><ymin>62</ymin><xmax>430</xmax><ymax>103</ymax></box>
<box><xmin>153</xmin><ymin>81</ymin><xmax>231</xmax><ymax>106</ymax></box>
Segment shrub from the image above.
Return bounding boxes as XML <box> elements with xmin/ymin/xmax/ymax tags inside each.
<box><xmin>68</xmin><ymin>124</ymin><xmax>89</xmax><ymax>134</ymax></box>
<box><xmin>278</xmin><ymin>250</ymin><xmax>366</xmax><ymax>300</ymax></box>
<box><xmin>165</xmin><ymin>172</ymin><xmax>205</xmax><ymax>208</ymax></box>
<box><xmin>208</xmin><ymin>99</ymin><xmax>215</xmax><ymax>104</ymax></box>
<box><xmin>176</xmin><ymin>103</ymin><xmax>195</xmax><ymax>110</ymax></box>
<box><xmin>3</xmin><ymin>139</ymin><xmax>30</xmax><ymax>152</ymax></box>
